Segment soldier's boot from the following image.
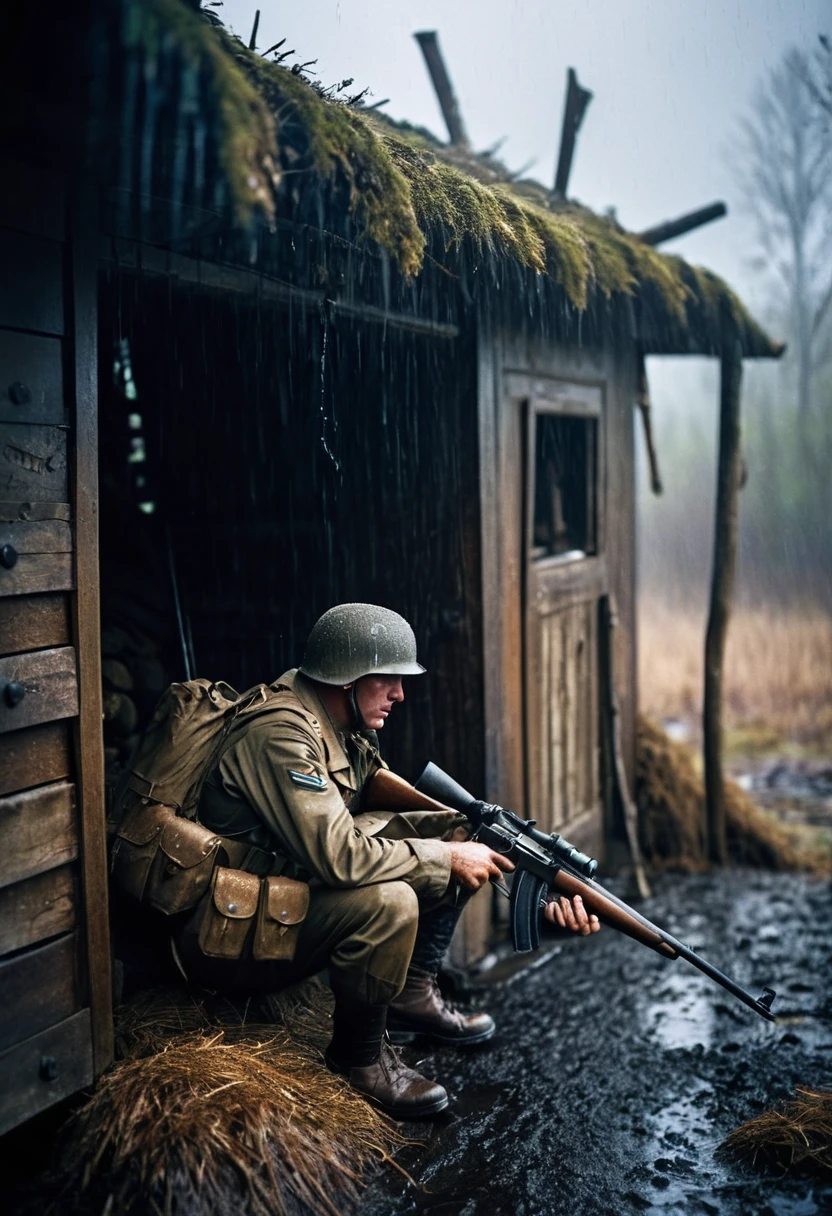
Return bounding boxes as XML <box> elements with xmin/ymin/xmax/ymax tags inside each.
<box><xmin>325</xmin><ymin>998</ymin><xmax>449</xmax><ymax>1119</ymax></box>
<box><xmin>387</xmin><ymin>966</ymin><xmax>496</xmax><ymax>1046</ymax></box>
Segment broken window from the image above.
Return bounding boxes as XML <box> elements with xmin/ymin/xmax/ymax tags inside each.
<box><xmin>531</xmin><ymin>413</ymin><xmax>597</xmax><ymax>560</ymax></box>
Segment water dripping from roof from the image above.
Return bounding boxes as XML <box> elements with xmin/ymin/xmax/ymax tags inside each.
<box><xmin>318</xmin><ymin>307</ymin><xmax>340</xmax><ymax>472</ymax></box>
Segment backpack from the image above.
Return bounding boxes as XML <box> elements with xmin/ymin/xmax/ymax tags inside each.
<box><xmin>113</xmin><ymin>679</ymin><xmax>277</xmax><ymax>823</ymax></box>
<box><xmin>109</xmin><ymin>679</ymin><xmax>287</xmax><ymax>915</ymax></box>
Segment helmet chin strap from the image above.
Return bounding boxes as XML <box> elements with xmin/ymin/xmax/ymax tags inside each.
<box><xmin>347</xmin><ymin>683</ymin><xmax>366</xmax><ymax>732</ymax></box>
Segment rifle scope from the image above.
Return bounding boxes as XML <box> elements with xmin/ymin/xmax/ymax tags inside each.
<box><xmin>532</xmin><ymin>827</ymin><xmax>598</xmax><ymax>879</ymax></box>
<box><xmin>414</xmin><ymin>761</ymin><xmax>599</xmax><ymax>879</ymax></box>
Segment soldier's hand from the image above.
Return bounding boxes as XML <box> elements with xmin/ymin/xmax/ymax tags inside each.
<box><xmin>544</xmin><ymin>894</ymin><xmax>600</xmax><ymax>936</ymax></box>
<box><xmin>449</xmin><ymin>842</ymin><xmax>514</xmax><ymax>891</ymax></box>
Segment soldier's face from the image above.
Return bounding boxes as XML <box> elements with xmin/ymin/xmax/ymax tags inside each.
<box><xmin>355</xmin><ymin>675</ymin><xmax>405</xmax><ymax>729</ymax></box>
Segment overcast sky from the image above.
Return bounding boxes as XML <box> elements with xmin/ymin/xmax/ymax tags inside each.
<box><xmin>218</xmin><ymin>0</ymin><xmax>827</xmax><ymax>312</ymax></box>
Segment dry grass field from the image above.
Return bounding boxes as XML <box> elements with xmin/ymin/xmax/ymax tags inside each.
<box><xmin>638</xmin><ymin>600</ymin><xmax>832</xmax><ymax>752</ymax></box>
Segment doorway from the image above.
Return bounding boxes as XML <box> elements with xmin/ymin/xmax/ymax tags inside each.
<box><xmin>522</xmin><ymin>378</ymin><xmax>605</xmax><ymax>835</ymax></box>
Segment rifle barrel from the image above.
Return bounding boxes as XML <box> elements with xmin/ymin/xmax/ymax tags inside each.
<box><xmin>561</xmin><ymin>867</ymin><xmax>776</xmax><ymax>1021</ymax></box>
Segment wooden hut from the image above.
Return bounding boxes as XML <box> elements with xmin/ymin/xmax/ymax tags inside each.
<box><xmin>0</xmin><ymin>0</ymin><xmax>781</xmax><ymax>1136</ymax></box>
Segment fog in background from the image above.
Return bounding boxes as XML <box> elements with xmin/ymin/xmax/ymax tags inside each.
<box><xmin>220</xmin><ymin>0</ymin><xmax>830</xmax><ymax>610</ymax></box>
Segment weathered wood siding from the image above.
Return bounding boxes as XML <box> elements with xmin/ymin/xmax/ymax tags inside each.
<box><xmin>0</xmin><ymin>160</ymin><xmax>111</xmax><ymax>1135</ymax></box>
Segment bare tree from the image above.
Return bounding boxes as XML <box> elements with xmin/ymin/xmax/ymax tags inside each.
<box><xmin>801</xmin><ymin>34</ymin><xmax>832</xmax><ymax>123</ymax></box>
<box><xmin>733</xmin><ymin>46</ymin><xmax>832</xmax><ymax>414</ymax></box>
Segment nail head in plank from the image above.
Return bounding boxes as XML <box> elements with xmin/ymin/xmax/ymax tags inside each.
<box><xmin>0</xmin><ymin>423</ymin><xmax>68</xmax><ymax>503</ymax></box>
<box><xmin>0</xmin><ymin>331</ymin><xmax>65</xmax><ymax>425</ymax></box>
<box><xmin>0</xmin><ymin>645</ymin><xmax>78</xmax><ymax>734</ymax></box>
<box><xmin>0</xmin><ymin>1009</ymin><xmax>92</xmax><ymax>1137</ymax></box>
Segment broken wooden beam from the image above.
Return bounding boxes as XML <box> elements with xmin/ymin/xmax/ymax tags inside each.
<box><xmin>638</xmin><ymin>202</ymin><xmax>727</xmax><ymax>247</ymax></box>
<box><xmin>248</xmin><ymin>10</ymin><xmax>260</xmax><ymax>52</ymax></box>
<box><xmin>703</xmin><ymin>332</ymin><xmax>743</xmax><ymax>866</ymax></box>
<box><xmin>553</xmin><ymin>68</ymin><xmax>593</xmax><ymax>197</ymax></box>
<box><xmin>414</xmin><ymin>30</ymin><xmax>469</xmax><ymax>147</ymax></box>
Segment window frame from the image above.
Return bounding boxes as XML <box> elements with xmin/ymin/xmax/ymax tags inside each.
<box><xmin>525</xmin><ymin>383</ymin><xmax>603</xmax><ymax>569</ymax></box>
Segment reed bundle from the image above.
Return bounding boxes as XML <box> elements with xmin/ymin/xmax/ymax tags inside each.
<box><xmin>59</xmin><ymin>982</ymin><xmax>407</xmax><ymax>1216</ymax></box>
<box><xmin>719</xmin><ymin>1088</ymin><xmax>832</xmax><ymax>1176</ymax></box>
<box><xmin>636</xmin><ymin>714</ymin><xmax>814</xmax><ymax>871</ymax></box>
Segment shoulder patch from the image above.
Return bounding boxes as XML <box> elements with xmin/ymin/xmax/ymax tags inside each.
<box><xmin>288</xmin><ymin>769</ymin><xmax>329</xmax><ymax>791</ymax></box>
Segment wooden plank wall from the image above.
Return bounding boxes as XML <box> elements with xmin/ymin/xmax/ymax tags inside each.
<box><xmin>0</xmin><ymin>161</ymin><xmax>111</xmax><ymax>1137</ymax></box>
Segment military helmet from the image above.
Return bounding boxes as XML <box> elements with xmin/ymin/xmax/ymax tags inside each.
<box><xmin>299</xmin><ymin>603</ymin><xmax>426</xmax><ymax>685</ymax></box>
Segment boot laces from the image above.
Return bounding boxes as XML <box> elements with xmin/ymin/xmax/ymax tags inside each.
<box><xmin>379</xmin><ymin>1033</ymin><xmax>409</xmax><ymax>1081</ymax></box>
<box><xmin>430</xmin><ymin>976</ymin><xmax>463</xmax><ymax>1019</ymax></box>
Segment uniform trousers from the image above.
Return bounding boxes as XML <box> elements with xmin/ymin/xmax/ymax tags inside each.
<box><xmin>174</xmin><ymin>880</ymin><xmax>466</xmax><ymax>1005</ymax></box>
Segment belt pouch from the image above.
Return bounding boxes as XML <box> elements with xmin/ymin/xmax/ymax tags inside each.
<box><xmin>197</xmin><ymin>867</ymin><xmax>261</xmax><ymax>959</ymax></box>
<box><xmin>143</xmin><ymin>815</ymin><xmax>224</xmax><ymax>915</ymax></box>
<box><xmin>252</xmin><ymin>874</ymin><xmax>310</xmax><ymax>961</ymax></box>
<box><xmin>109</xmin><ymin>803</ymin><xmax>170</xmax><ymax>902</ymax></box>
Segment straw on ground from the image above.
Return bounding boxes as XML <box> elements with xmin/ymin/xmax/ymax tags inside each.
<box><xmin>60</xmin><ymin>984</ymin><xmax>409</xmax><ymax>1216</ymax></box>
<box><xmin>719</xmin><ymin>1088</ymin><xmax>832</xmax><ymax>1176</ymax></box>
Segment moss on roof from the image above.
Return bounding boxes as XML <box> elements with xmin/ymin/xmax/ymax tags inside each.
<box><xmin>229</xmin><ymin>48</ymin><xmax>427</xmax><ymax>277</ymax></box>
<box><xmin>123</xmin><ymin>0</ymin><xmax>278</xmax><ymax>224</ymax></box>
<box><xmin>128</xmin><ymin>1</ymin><xmax>781</xmax><ymax>357</ymax></box>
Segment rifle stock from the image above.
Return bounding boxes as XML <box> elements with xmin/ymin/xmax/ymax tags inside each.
<box><xmin>364</xmin><ymin>767</ymin><xmax>461</xmax><ymax>817</ymax></box>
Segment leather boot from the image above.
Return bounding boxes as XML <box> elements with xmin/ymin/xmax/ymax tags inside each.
<box><xmin>326</xmin><ymin>1035</ymin><xmax>449</xmax><ymax>1119</ymax></box>
<box><xmin>325</xmin><ymin>995</ymin><xmax>449</xmax><ymax>1119</ymax></box>
<box><xmin>387</xmin><ymin>967</ymin><xmax>496</xmax><ymax>1045</ymax></box>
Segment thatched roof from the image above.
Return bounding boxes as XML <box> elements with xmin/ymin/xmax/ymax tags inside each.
<box><xmin>102</xmin><ymin>0</ymin><xmax>782</xmax><ymax>358</ymax></box>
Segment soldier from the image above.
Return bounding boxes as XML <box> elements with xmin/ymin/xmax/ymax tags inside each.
<box><xmin>174</xmin><ymin>604</ymin><xmax>598</xmax><ymax>1118</ymax></box>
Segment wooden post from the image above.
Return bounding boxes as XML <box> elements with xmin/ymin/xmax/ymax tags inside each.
<box><xmin>414</xmin><ymin>31</ymin><xmax>469</xmax><ymax>147</ymax></box>
<box><xmin>70</xmin><ymin>182</ymin><xmax>114</xmax><ymax>1074</ymax></box>
<box><xmin>703</xmin><ymin>334</ymin><xmax>743</xmax><ymax>866</ymax></box>
<box><xmin>248</xmin><ymin>10</ymin><xmax>260</xmax><ymax>52</ymax></box>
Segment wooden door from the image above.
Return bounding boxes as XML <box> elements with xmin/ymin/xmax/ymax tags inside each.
<box><xmin>0</xmin><ymin>161</ymin><xmax>112</xmax><ymax>1135</ymax></box>
<box><xmin>523</xmin><ymin>379</ymin><xmax>605</xmax><ymax>836</ymax></box>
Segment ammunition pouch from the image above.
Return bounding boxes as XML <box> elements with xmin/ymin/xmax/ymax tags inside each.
<box><xmin>111</xmin><ymin>801</ymin><xmax>225</xmax><ymax>914</ymax></box>
<box><xmin>193</xmin><ymin>869</ymin><xmax>309</xmax><ymax>962</ymax></box>
<box><xmin>196</xmin><ymin>867</ymin><xmax>261</xmax><ymax>959</ymax></box>
<box><xmin>110</xmin><ymin>801</ymin><xmax>309</xmax><ymax>961</ymax></box>
<box><xmin>253</xmin><ymin>874</ymin><xmax>310</xmax><ymax>961</ymax></box>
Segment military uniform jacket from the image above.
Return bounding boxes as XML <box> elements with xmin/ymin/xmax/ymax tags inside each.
<box><xmin>199</xmin><ymin>669</ymin><xmax>462</xmax><ymax>900</ymax></box>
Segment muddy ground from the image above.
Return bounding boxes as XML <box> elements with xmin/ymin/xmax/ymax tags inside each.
<box><xmin>359</xmin><ymin>870</ymin><xmax>832</xmax><ymax>1216</ymax></box>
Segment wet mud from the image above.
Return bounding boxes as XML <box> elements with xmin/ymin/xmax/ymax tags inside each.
<box><xmin>360</xmin><ymin>870</ymin><xmax>832</xmax><ymax>1216</ymax></box>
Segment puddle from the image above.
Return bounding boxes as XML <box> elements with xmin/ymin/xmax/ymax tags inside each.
<box><xmin>643</xmin><ymin>970</ymin><xmax>714</xmax><ymax>1050</ymax></box>
<box><xmin>637</xmin><ymin>1080</ymin><xmax>721</xmax><ymax>1213</ymax></box>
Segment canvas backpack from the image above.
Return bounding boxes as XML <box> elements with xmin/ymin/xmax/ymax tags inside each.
<box><xmin>112</xmin><ymin>678</ymin><xmax>278</xmax><ymax>824</ymax></box>
<box><xmin>109</xmin><ymin>678</ymin><xmax>292</xmax><ymax>918</ymax></box>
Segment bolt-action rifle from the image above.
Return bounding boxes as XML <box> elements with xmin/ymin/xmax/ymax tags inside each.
<box><xmin>366</xmin><ymin>763</ymin><xmax>777</xmax><ymax>1022</ymax></box>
